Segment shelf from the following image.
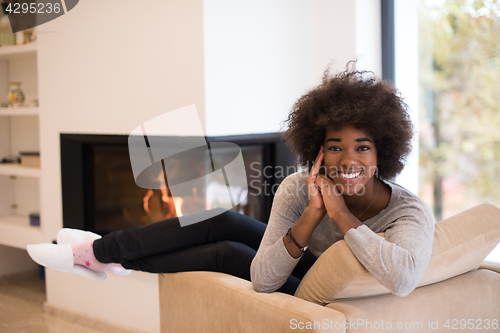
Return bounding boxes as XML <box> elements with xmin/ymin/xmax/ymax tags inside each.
<box><xmin>0</xmin><ymin>106</ymin><xmax>39</xmax><ymax>116</ymax></box>
<box><xmin>0</xmin><ymin>42</ymin><xmax>37</xmax><ymax>60</ymax></box>
<box><xmin>0</xmin><ymin>164</ymin><xmax>41</xmax><ymax>178</ymax></box>
<box><xmin>0</xmin><ymin>40</ymin><xmax>41</xmax><ymax>252</ymax></box>
<box><xmin>0</xmin><ymin>215</ymin><xmax>44</xmax><ymax>249</ymax></box>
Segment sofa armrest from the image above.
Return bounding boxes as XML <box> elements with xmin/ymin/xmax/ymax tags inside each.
<box><xmin>479</xmin><ymin>260</ymin><xmax>500</xmax><ymax>274</ymax></box>
<box><xmin>159</xmin><ymin>271</ymin><xmax>346</xmax><ymax>333</ymax></box>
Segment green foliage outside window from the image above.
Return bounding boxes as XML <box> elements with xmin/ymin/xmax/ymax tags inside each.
<box><xmin>419</xmin><ymin>0</ymin><xmax>500</xmax><ymax>221</ymax></box>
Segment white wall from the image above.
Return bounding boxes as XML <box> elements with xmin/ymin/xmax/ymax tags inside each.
<box><xmin>204</xmin><ymin>0</ymin><xmax>381</xmax><ymax>137</ymax></box>
<box><xmin>38</xmin><ymin>1</ymin><xmax>204</xmax><ymax>332</ymax></box>
<box><xmin>355</xmin><ymin>0</ymin><xmax>382</xmax><ymax>75</ymax></box>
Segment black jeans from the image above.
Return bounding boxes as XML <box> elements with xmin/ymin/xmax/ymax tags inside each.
<box><xmin>93</xmin><ymin>208</ymin><xmax>317</xmax><ymax>295</ymax></box>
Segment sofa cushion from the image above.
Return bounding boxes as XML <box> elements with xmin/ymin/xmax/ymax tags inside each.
<box><xmin>294</xmin><ymin>203</ymin><xmax>500</xmax><ymax>305</ymax></box>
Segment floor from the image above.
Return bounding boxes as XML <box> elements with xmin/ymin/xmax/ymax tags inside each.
<box><xmin>0</xmin><ymin>270</ymin><xmax>104</xmax><ymax>333</ymax></box>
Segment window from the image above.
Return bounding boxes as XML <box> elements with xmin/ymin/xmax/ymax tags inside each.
<box><xmin>418</xmin><ymin>0</ymin><xmax>500</xmax><ymax>222</ymax></box>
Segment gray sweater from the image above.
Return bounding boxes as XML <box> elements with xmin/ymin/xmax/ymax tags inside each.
<box><xmin>250</xmin><ymin>171</ymin><xmax>435</xmax><ymax>296</ymax></box>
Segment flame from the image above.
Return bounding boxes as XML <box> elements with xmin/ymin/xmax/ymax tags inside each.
<box><xmin>142</xmin><ymin>190</ymin><xmax>183</xmax><ymax>218</ymax></box>
<box><xmin>143</xmin><ymin>189</ymin><xmax>154</xmax><ymax>215</ymax></box>
<box><xmin>172</xmin><ymin>197</ymin><xmax>184</xmax><ymax>217</ymax></box>
<box><xmin>141</xmin><ymin>171</ymin><xmax>184</xmax><ymax>220</ymax></box>
<box><xmin>141</xmin><ymin>161</ymin><xmax>202</xmax><ymax>221</ymax></box>
<box><xmin>158</xmin><ymin>172</ymin><xmax>183</xmax><ymax>216</ymax></box>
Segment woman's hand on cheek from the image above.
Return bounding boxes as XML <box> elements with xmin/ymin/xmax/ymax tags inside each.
<box><xmin>307</xmin><ymin>146</ymin><xmax>327</xmax><ymax>215</ymax></box>
<box><xmin>315</xmin><ymin>175</ymin><xmax>348</xmax><ymax>221</ymax></box>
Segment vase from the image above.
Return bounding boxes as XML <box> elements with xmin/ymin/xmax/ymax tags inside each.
<box><xmin>8</xmin><ymin>82</ymin><xmax>25</xmax><ymax>107</ymax></box>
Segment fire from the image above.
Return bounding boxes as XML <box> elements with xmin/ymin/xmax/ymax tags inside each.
<box><xmin>141</xmin><ymin>170</ymin><xmax>184</xmax><ymax>220</ymax></box>
<box><xmin>142</xmin><ymin>161</ymin><xmax>205</xmax><ymax>222</ymax></box>
<box><xmin>171</xmin><ymin>197</ymin><xmax>184</xmax><ymax>217</ymax></box>
<box><xmin>142</xmin><ymin>189</ymin><xmax>154</xmax><ymax>215</ymax></box>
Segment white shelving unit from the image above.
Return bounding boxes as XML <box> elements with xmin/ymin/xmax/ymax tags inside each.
<box><xmin>0</xmin><ymin>215</ymin><xmax>44</xmax><ymax>249</ymax></box>
<box><xmin>0</xmin><ymin>106</ymin><xmax>39</xmax><ymax>116</ymax></box>
<box><xmin>0</xmin><ymin>164</ymin><xmax>41</xmax><ymax>178</ymax></box>
<box><xmin>0</xmin><ymin>42</ymin><xmax>37</xmax><ymax>60</ymax></box>
<box><xmin>0</xmin><ymin>42</ymin><xmax>42</xmax><ymax>250</ymax></box>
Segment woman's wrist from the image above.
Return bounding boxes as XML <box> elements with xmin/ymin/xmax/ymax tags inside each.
<box><xmin>329</xmin><ymin>209</ymin><xmax>362</xmax><ymax>236</ymax></box>
<box><xmin>282</xmin><ymin>206</ymin><xmax>325</xmax><ymax>259</ymax></box>
<box><xmin>327</xmin><ymin>206</ymin><xmax>350</xmax><ymax>222</ymax></box>
<box><xmin>304</xmin><ymin>205</ymin><xmax>327</xmax><ymax>225</ymax></box>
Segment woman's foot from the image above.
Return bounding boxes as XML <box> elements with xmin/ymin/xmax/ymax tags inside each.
<box><xmin>71</xmin><ymin>241</ymin><xmax>109</xmax><ymax>272</ymax></box>
<box><xmin>27</xmin><ymin>243</ymin><xmax>108</xmax><ymax>281</ymax></box>
<box><xmin>57</xmin><ymin>228</ymin><xmax>132</xmax><ymax>276</ymax></box>
<box><xmin>26</xmin><ymin>228</ymin><xmax>133</xmax><ymax>281</ymax></box>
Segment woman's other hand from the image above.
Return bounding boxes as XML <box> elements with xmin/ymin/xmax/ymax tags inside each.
<box><xmin>307</xmin><ymin>146</ymin><xmax>327</xmax><ymax>216</ymax></box>
<box><xmin>280</xmin><ymin>146</ymin><xmax>328</xmax><ymax>259</ymax></box>
<box><xmin>315</xmin><ymin>174</ymin><xmax>348</xmax><ymax>221</ymax></box>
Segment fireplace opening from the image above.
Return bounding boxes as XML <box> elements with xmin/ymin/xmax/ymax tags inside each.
<box><xmin>61</xmin><ymin>133</ymin><xmax>295</xmax><ymax>235</ymax></box>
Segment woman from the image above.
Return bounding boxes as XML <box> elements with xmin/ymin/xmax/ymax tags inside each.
<box><xmin>251</xmin><ymin>66</ymin><xmax>435</xmax><ymax>296</ymax></box>
<box><xmin>27</xmin><ymin>65</ymin><xmax>434</xmax><ymax>297</ymax></box>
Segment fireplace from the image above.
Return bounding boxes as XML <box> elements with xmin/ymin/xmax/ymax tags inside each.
<box><xmin>61</xmin><ymin>133</ymin><xmax>296</xmax><ymax>235</ymax></box>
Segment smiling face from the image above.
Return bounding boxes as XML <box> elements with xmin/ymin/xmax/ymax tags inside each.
<box><xmin>323</xmin><ymin>126</ymin><xmax>378</xmax><ymax>196</ymax></box>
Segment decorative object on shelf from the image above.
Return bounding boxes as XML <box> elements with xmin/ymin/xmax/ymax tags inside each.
<box><xmin>20</xmin><ymin>151</ymin><xmax>40</xmax><ymax>167</ymax></box>
<box><xmin>0</xmin><ymin>154</ymin><xmax>21</xmax><ymax>164</ymax></box>
<box><xmin>8</xmin><ymin>82</ymin><xmax>25</xmax><ymax>106</ymax></box>
<box><xmin>15</xmin><ymin>30</ymin><xmax>23</xmax><ymax>45</ymax></box>
<box><xmin>11</xmin><ymin>27</ymin><xmax>34</xmax><ymax>45</ymax></box>
<box><xmin>23</xmin><ymin>28</ymin><xmax>34</xmax><ymax>44</ymax></box>
<box><xmin>30</xmin><ymin>27</ymin><xmax>37</xmax><ymax>42</ymax></box>
<box><xmin>0</xmin><ymin>4</ymin><xmax>16</xmax><ymax>46</ymax></box>
<box><xmin>29</xmin><ymin>212</ymin><xmax>40</xmax><ymax>226</ymax></box>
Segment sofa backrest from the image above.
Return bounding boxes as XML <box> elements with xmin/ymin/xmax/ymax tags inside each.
<box><xmin>418</xmin><ymin>203</ymin><xmax>500</xmax><ymax>286</ymax></box>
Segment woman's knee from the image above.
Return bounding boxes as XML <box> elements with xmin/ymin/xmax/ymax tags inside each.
<box><xmin>200</xmin><ymin>209</ymin><xmax>265</xmax><ymax>247</ymax></box>
<box><xmin>212</xmin><ymin>241</ymin><xmax>256</xmax><ymax>266</ymax></box>
<box><xmin>204</xmin><ymin>209</ymin><xmax>243</xmax><ymax>233</ymax></box>
<box><xmin>210</xmin><ymin>207</ymin><xmax>227</xmax><ymax>216</ymax></box>
<box><xmin>212</xmin><ymin>241</ymin><xmax>255</xmax><ymax>279</ymax></box>
<box><xmin>215</xmin><ymin>240</ymin><xmax>254</xmax><ymax>256</ymax></box>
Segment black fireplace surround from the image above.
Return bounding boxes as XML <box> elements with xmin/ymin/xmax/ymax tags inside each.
<box><xmin>61</xmin><ymin>133</ymin><xmax>296</xmax><ymax>235</ymax></box>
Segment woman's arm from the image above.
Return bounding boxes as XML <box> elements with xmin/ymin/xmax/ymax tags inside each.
<box><xmin>251</xmin><ymin>148</ymin><xmax>327</xmax><ymax>293</ymax></box>
<box><xmin>282</xmin><ymin>207</ymin><xmax>325</xmax><ymax>259</ymax></box>
<box><xmin>249</xmin><ymin>174</ymin><xmax>306</xmax><ymax>293</ymax></box>
<box><xmin>343</xmin><ymin>205</ymin><xmax>435</xmax><ymax>296</ymax></box>
<box><xmin>250</xmin><ymin>205</ymin><xmax>323</xmax><ymax>293</ymax></box>
<box><xmin>282</xmin><ymin>146</ymin><xmax>327</xmax><ymax>259</ymax></box>
<box><xmin>316</xmin><ymin>175</ymin><xmax>435</xmax><ymax>296</ymax></box>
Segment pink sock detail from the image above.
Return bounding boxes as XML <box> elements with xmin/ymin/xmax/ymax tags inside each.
<box><xmin>72</xmin><ymin>241</ymin><xmax>109</xmax><ymax>272</ymax></box>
